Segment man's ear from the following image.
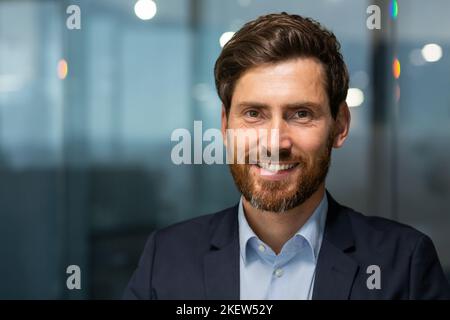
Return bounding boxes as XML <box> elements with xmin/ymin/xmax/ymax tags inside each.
<box><xmin>221</xmin><ymin>105</ymin><xmax>228</xmax><ymax>148</ymax></box>
<box><xmin>333</xmin><ymin>101</ymin><xmax>351</xmax><ymax>149</ymax></box>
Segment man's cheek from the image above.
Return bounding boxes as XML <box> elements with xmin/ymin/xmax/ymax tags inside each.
<box><xmin>294</xmin><ymin>137</ymin><xmax>326</xmax><ymax>157</ymax></box>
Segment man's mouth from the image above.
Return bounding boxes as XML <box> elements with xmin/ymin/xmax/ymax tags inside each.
<box><xmin>256</xmin><ymin>162</ymin><xmax>299</xmax><ymax>173</ymax></box>
<box><xmin>252</xmin><ymin>162</ymin><xmax>300</xmax><ymax>180</ymax></box>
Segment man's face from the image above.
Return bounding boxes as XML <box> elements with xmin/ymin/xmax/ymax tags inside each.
<box><xmin>222</xmin><ymin>58</ymin><xmax>339</xmax><ymax>213</ymax></box>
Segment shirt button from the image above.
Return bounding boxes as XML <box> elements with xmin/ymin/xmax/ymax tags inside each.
<box><xmin>258</xmin><ymin>244</ymin><xmax>266</xmax><ymax>252</ymax></box>
<box><xmin>274</xmin><ymin>268</ymin><xmax>284</xmax><ymax>278</ymax></box>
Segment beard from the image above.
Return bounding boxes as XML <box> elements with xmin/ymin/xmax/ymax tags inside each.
<box><xmin>229</xmin><ymin>132</ymin><xmax>334</xmax><ymax>213</ymax></box>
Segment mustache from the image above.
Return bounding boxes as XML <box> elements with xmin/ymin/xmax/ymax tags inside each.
<box><xmin>239</xmin><ymin>148</ymin><xmax>305</xmax><ymax>164</ymax></box>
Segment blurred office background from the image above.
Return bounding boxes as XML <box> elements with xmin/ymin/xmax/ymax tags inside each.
<box><xmin>0</xmin><ymin>0</ymin><xmax>449</xmax><ymax>299</ymax></box>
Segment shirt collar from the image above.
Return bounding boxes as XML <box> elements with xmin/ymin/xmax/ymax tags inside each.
<box><xmin>238</xmin><ymin>192</ymin><xmax>328</xmax><ymax>265</ymax></box>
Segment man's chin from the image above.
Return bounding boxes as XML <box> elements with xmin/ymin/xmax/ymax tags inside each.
<box><xmin>246</xmin><ymin>194</ymin><xmax>301</xmax><ymax>213</ymax></box>
<box><xmin>243</xmin><ymin>177</ymin><xmax>322</xmax><ymax>212</ymax></box>
<box><xmin>230</xmin><ymin>163</ymin><xmax>322</xmax><ymax>212</ymax></box>
<box><xmin>243</xmin><ymin>185</ymin><xmax>300</xmax><ymax>212</ymax></box>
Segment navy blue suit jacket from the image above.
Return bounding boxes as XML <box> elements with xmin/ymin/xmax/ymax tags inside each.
<box><xmin>123</xmin><ymin>191</ymin><xmax>450</xmax><ymax>299</ymax></box>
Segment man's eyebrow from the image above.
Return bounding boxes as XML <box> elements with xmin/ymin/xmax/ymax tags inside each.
<box><xmin>236</xmin><ymin>101</ymin><xmax>323</xmax><ymax>109</ymax></box>
<box><xmin>236</xmin><ymin>102</ymin><xmax>270</xmax><ymax>109</ymax></box>
<box><xmin>283</xmin><ymin>102</ymin><xmax>323</xmax><ymax>109</ymax></box>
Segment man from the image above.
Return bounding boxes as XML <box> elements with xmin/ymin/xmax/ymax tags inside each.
<box><xmin>123</xmin><ymin>13</ymin><xmax>450</xmax><ymax>299</ymax></box>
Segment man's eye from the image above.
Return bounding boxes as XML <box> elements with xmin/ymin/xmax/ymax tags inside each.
<box><xmin>246</xmin><ymin>110</ymin><xmax>260</xmax><ymax>118</ymax></box>
<box><xmin>294</xmin><ymin>110</ymin><xmax>310</xmax><ymax>118</ymax></box>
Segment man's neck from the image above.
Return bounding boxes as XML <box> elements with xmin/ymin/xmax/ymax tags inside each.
<box><xmin>242</xmin><ymin>184</ymin><xmax>326</xmax><ymax>255</ymax></box>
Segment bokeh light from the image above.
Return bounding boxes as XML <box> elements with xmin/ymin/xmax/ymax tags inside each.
<box><xmin>346</xmin><ymin>88</ymin><xmax>364</xmax><ymax>107</ymax></box>
<box><xmin>219</xmin><ymin>32</ymin><xmax>235</xmax><ymax>48</ymax></box>
<box><xmin>392</xmin><ymin>58</ymin><xmax>401</xmax><ymax>79</ymax></box>
<box><xmin>134</xmin><ymin>0</ymin><xmax>157</xmax><ymax>21</ymax></box>
<box><xmin>390</xmin><ymin>0</ymin><xmax>398</xmax><ymax>20</ymax></box>
<box><xmin>421</xmin><ymin>43</ymin><xmax>443</xmax><ymax>62</ymax></box>
<box><xmin>57</xmin><ymin>59</ymin><xmax>68</xmax><ymax>80</ymax></box>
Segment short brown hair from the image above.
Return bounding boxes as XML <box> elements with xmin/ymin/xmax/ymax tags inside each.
<box><xmin>214</xmin><ymin>12</ymin><xmax>349</xmax><ymax>119</ymax></box>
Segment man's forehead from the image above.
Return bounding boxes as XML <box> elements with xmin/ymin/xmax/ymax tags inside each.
<box><xmin>231</xmin><ymin>58</ymin><xmax>329</xmax><ymax>108</ymax></box>
<box><xmin>242</xmin><ymin>58</ymin><xmax>326</xmax><ymax>78</ymax></box>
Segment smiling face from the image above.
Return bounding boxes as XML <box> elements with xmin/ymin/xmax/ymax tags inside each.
<box><xmin>222</xmin><ymin>58</ymin><xmax>346</xmax><ymax>212</ymax></box>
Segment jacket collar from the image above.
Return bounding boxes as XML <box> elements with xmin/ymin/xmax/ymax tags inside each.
<box><xmin>203</xmin><ymin>190</ymin><xmax>358</xmax><ymax>300</ymax></box>
<box><xmin>204</xmin><ymin>204</ymin><xmax>240</xmax><ymax>299</ymax></box>
<box><xmin>311</xmin><ymin>190</ymin><xmax>358</xmax><ymax>299</ymax></box>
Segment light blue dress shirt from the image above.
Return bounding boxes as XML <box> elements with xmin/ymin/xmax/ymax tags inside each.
<box><xmin>238</xmin><ymin>192</ymin><xmax>328</xmax><ymax>300</ymax></box>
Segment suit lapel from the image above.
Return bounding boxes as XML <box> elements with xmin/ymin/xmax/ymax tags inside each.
<box><xmin>312</xmin><ymin>238</ymin><xmax>359</xmax><ymax>299</ymax></box>
<box><xmin>312</xmin><ymin>191</ymin><xmax>359</xmax><ymax>299</ymax></box>
<box><xmin>203</xmin><ymin>205</ymin><xmax>240</xmax><ymax>300</ymax></box>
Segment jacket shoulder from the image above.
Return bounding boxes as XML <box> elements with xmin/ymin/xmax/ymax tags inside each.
<box><xmin>344</xmin><ymin>206</ymin><xmax>431</xmax><ymax>251</ymax></box>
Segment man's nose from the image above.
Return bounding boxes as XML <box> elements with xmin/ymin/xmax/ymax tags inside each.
<box><xmin>267</xmin><ymin>116</ymin><xmax>293</xmax><ymax>152</ymax></box>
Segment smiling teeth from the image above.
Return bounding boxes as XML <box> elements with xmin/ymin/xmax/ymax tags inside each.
<box><xmin>258</xmin><ymin>163</ymin><xmax>297</xmax><ymax>172</ymax></box>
